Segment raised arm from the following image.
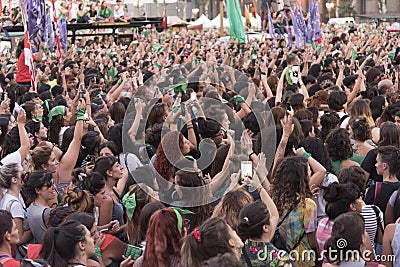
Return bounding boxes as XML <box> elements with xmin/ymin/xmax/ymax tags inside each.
<box><xmin>275</xmin><ymin>67</ymin><xmax>286</xmax><ymax>105</ymax></box>
<box><xmin>295</xmin><ymin>147</ymin><xmax>326</xmax><ymax>187</ymax></box>
<box><xmin>16</xmin><ymin>109</ymin><xmax>30</xmax><ymax>162</ymax></box>
<box><xmin>59</xmin><ymin>100</ymin><xmax>85</xmax><ymax>181</ymax></box>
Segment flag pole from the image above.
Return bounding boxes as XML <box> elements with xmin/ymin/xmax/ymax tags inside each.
<box><xmin>219</xmin><ymin>0</ymin><xmax>224</xmax><ymax>36</ymax></box>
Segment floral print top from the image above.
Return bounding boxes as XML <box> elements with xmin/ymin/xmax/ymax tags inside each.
<box><xmin>278</xmin><ymin>198</ymin><xmax>317</xmax><ymax>267</ymax></box>
<box><xmin>241</xmin><ymin>240</ymin><xmax>294</xmax><ymax>267</ymax></box>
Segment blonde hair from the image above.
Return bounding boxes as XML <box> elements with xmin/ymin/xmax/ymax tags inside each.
<box><xmin>28</xmin><ymin>146</ymin><xmax>52</xmax><ymax>173</ymax></box>
<box><xmin>212</xmin><ymin>188</ymin><xmax>253</xmax><ymax>231</ymax></box>
<box><xmin>350</xmin><ymin>99</ymin><xmax>375</xmax><ymax>127</ymax></box>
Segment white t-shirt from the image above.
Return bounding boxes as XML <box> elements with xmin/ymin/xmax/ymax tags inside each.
<box><xmin>114</xmin><ymin>5</ymin><xmax>124</xmax><ymax>17</ymax></box>
<box><xmin>0</xmin><ymin>192</ymin><xmax>26</xmax><ymax>219</ymax></box>
<box><xmin>317</xmin><ymin>172</ymin><xmax>339</xmax><ymax>220</ymax></box>
<box><xmin>1</xmin><ymin>151</ymin><xmax>22</xmax><ymax>166</ymax></box>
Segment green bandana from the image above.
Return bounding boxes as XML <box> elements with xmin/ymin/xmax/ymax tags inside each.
<box><xmin>166</xmin><ymin>76</ymin><xmax>187</xmax><ymax>95</ymax></box>
<box><xmin>234</xmin><ymin>95</ymin><xmax>245</xmax><ymax>104</ymax></box>
<box><xmin>48</xmin><ymin>106</ymin><xmax>66</xmax><ymax>123</ymax></box>
<box><xmin>152</xmin><ymin>43</ymin><xmax>164</xmax><ymax>53</ymax></box>
<box><xmin>76</xmin><ymin>108</ymin><xmax>88</xmax><ymax>121</ymax></box>
<box><xmin>172</xmin><ymin>207</ymin><xmax>194</xmax><ymax>234</ymax></box>
<box><xmin>122</xmin><ymin>193</ymin><xmax>137</xmax><ymax>220</ymax></box>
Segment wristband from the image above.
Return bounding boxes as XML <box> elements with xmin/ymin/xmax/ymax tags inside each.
<box><xmin>187</xmin><ymin>126</ymin><xmax>194</xmax><ymax>130</ymax></box>
<box><xmin>302</xmin><ymin>152</ymin><xmax>311</xmax><ymax>159</ymax></box>
<box><xmin>76</xmin><ymin>108</ymin><xmax>87</xmax><ymax>121</ymax></box>
<box><xmin>234</xmin><ymin>95</ymin><xmax>246</xmax><ymax>104</ymax></box>
<box><xmin>95</xmin><ymin>246</ymin><xmax>101</xmax><ymax>258</ymax></box>
<box><xmin>117</xmin><ymin>78</ymin><xmax>122</xmax><ymax>85</ymax></box>
<box><xmin>249</xmin><ymin>152</ymin><xmax>256</xmax><ymax>159</ymax></box>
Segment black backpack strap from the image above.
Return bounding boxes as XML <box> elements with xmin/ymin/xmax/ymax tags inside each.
<box><xmin>339</xmin><ymin>114</ymin><xmax>349</xmax><ymax>125</ymax></box>
<box><xmin>371</xmin><ymin>205</ymin><xmax>384</xmax><ymax>242</ymax></box>
<box><xmin>242</xmin><ymin>246</ymin><xmax>253</xmax><ymax>267</ymax></box>
<box><xmin>290</xmin><ymin>231</ymin><xmax>306</xmax><ymax>251</ymax></box>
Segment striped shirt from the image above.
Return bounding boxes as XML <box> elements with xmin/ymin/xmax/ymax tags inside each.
<box><xmin>361</xmin><ymin>205</ymin><xmax>383</xmax><ymax>245</ymax></box>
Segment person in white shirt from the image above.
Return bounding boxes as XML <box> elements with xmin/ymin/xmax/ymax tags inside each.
<box><xmin>113</xmin><ymin>0</ymin><xmax>126</xmax><ymax>22</ymax></box>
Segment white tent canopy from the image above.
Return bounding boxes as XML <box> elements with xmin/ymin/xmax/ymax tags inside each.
<box><xmin>202</xmin><ymin>13</ymin><xmax>261</xmax><ymax>30</ymax></box>
<box><xmin>190</xmin><ymin>14</ymin><xmax>212</xmax><ymax>25</ymax></box>
<box><xmin>167</xmin><ymin>16</ymin><xmax>188</xmax><ymax>26</ymax></box>
<box><xmin>203</xmin><ymin>14</ymin><xmax>230</xmax><ymax>29</ymax></box>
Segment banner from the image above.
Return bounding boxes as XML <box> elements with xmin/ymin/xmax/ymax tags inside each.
<box><xmin>20</xmin><ymin>0</ymin><xmax>37</xmax><ymax>92</ymax></box>
<box><xmin>226</xmin><ymin>0</ymin><xmax>246</xmax><ymax>44</ymax></box>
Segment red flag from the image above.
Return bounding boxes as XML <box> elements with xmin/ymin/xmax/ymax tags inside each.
<box><xmin>51</xmin><ymin>0</ymin><xmax>63</xmax><ymax>66</ymax></box>
<box><xmin>162</xmin><ymin>10</ymin><xmax>167</xmax><ymax>31</ymax></box>
<box><xmin>23</xmin><ymin>31</ymin><xmax>37</xmax><ymax>92</ymax></box>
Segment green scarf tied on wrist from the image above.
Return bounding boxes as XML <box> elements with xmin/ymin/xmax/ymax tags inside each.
<box><xmin>76</xmin><ymin>108</ymin><xmax>87</xmax><ymax>121</ymax></box>
<box><xmin>48</xmin><ymin>106</ymin><xmax>66</xmax><ymax>123</ymax></box>
<box><xmin>172</xmin><ymin>207</ymin><xmax>195</xmax><ymax>234</ymax></box>
<box><xmin>122</xmin><ymin>193</ymin><xmax>136</xmax><ymax>220</ymax></box>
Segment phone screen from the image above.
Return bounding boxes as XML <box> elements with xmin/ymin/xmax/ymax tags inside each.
<box><xmin>241</xmin><ymin>161</ymin><xmax>253</xmax><ymax>181</ymax></box>
<box><xmin>124</xmin><ymin>245</ymin><xmax>143</xmax><ymax>260</ymax></box>
<box><xmin>292</xmin><ymin>65</ymin><xmax>300</xmax><ymax>73</ymax></box>
<box><xmin>190</xmin><ymin>92</ymin><xmax>196</xmax><ymax>101</ymax></box>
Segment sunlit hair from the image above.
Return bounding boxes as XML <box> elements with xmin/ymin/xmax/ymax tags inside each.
<box><xmin>212</xmin><ymin>188</ymin><xmax>253</xmax><ymax>231</ymax></box>
<box><xmin>28</xmin><ymin>145</ymin><xmax>52</xmax><ymax>173</ymax></box>
<box><xmin>349</xmin><ymin>99</ymin><xmax>375</xmax><ymax>126</ymax></box>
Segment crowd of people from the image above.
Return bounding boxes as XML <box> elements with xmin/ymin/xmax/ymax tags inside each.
<box><xmin>0</xmin><ymin>6</ymin><xmax>399</xmax><ymax>267</ymax></box>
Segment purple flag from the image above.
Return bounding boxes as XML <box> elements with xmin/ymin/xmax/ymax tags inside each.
<box><xmin>295</xmin><ymin>4</ymin><xmax>306</xmax><ymax>37</ymax></box>
<box><xmin>306</xmin><ymin>2</ymin><xmax>314</xmax><ymax>43</ymax></box>
<box><xmin>284</xmin><ymin>13</ymin><xmax>292</xmax><ymax>49</ymax></box>
<box><xmin>58</xmin><ymin>17</ymin><xmax>67</xmax><ymax>52</ymax></box>
<box><xmin>289</xmin><ymin>6</ymin><xmax>304</xmax><ymax>48</ymax></box>
<box><xmin>47</xmin><ymin>10</ymin><xmax>55</xmax><ymax>52</ymax></box>
<box><xmin>312</xmin><ymin>0</ymin><xmax>321</xmax><ymax>41</ymax></box>
<box><xmin>267</xmin><ymin>4</ymin><xmax>276</xmax><ymax>41</ymax></box>
<box><xmin>28</xmin><ymin>0</ymin><xmax>46</xmax><ymax>53</ymax></box>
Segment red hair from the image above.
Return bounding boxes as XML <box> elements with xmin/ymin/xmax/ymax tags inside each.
<box><xmin>142</xmin><ymin>208</ymin><xmax>184</xmax><ymax>267</ymax></box>
<box><xmin>153</xmin><ymin>131</ymin><xmax>185</xmax><ymax>181</ymax></box>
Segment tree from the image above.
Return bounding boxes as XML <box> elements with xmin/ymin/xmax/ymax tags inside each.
<box><xmin>338</xmin><ymin>0</ymin><xmax>353</xmax><ymax>17</ymax></box>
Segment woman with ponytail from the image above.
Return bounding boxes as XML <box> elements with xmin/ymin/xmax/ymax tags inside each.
<box><xmin>180</xmin><ymin>217</ymin><xmax>243</xmax><ymax>267</ymax></box>
<box><xmin>237</xmin><ymin>180</ymin><xmax>292</xmax><ymax>267</ymax></box>
<box><xmin>40</xmin><ymin>220</ymin><xmax>95</xmax><ymax>267</ymax></box>
<box><xmin>135</xmin><ymin>208</ymin><xmax>187</xmax><ymax>267</ymax></box>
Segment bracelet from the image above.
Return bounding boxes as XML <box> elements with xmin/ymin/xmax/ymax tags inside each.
<box><xmin>249</xmin><ymin>152</ymin><xmax>256</xmax><ymax>159</ymax></box>
<box><xmin>302</xmin><ymin>152</ymin><xmax>312</xmax><ymax>159</ymax></box>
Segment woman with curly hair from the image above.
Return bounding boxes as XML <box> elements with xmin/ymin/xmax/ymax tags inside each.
<box><xmin>318</xmin><ymin>111</ymin><xmax>340</xmax><ymax>142</ymax></box>
<box><xmin>212</xmin><ymin>188</ymin><xmax>253</xmax><ymax>231</ymax></box>
<box><xmin>135</xmin><ymin>208</ymin><xmax>187</xmax><ymax>267</ymax></box>
<box><xmin>326</xmin><ymin>128</ymin><xmax>363</xmax><ymax>175</ymax></box>
<box><xmin>270</xmin><ymin>156</ymin><xmax>317</xmax><ymax>267</ymax></box>
<box><xmin>349</xmin><ymin>117</ymin><xmax>374</xmax><ymax>158</ymax></box>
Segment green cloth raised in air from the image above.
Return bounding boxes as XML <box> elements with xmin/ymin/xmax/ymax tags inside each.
<box><xmin>226</xmin><ymin>0</ymin><xmax>246</xmax><ymax>44</ymax></box>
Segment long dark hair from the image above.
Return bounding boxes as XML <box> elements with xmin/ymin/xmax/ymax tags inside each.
<box><xmin>181</xmin><ymin>217</ymin><xmax>234</xmax><ymax>267</ymax></box>
<box><xmin>271</xmin><ymin>156</ymin><xmax>311</xmax><ymax>215</ymax></box>
<box><xmin>40</xmin><ymin>220</ymin><xmax>87</xmax><ymax>267</ymax></box>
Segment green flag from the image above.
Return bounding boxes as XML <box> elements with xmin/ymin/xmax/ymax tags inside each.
<box><xmin>226</xmin><ymin>0</ymin><xmax>246</xmax><ymax>44</ymax></box>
